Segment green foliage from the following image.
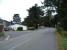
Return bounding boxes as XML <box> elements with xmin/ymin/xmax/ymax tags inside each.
<box><xmin>0</xmin><ymin>32</ymin><xmax>5</xmax><ymax>37</ymax></box>
<box><xmin>13</xmin><ymin>14</ymin><xmax>21</xmax><ymax>24</ymax></box>
<box><xmin>63</xmin><ymin>37</ymin><xmax>67</xmax><ymax>50</ymax></box>
<box><xmin>40</xmin><ymin>16</ymin><xmax>56</xmax><ymax>27</ymax></box>
<box><xmin>23</xmin><ymin>4</ymin><xmax>44</xmax><ymax>28</ymax></box>
<box><xmin>28</xmin><ymin>27</ymin><xmax>35</xmax><ymax>30</ymax></box>
<box><xmin>61</xmin><ymin>31</ymin><xmax>67</xmax><ymax>50</ymax></box>
<box><xmin>42</xmin><ymin>0</ymin><xmax>67</xmax><ymax>30</ymax></box>
<box><xmin>57</xmin><ymin>27</ymin><xmax>63</xmax><ymax>33</ymax></box>
<box><xmin>17</xmin><ymin>27</ymin><xmax>23</xmax><ymax>31</ymax></box>
<box><xmin>41</xmin><ymin>0</ymin><xmax>57</xmax><ymax>27</ymax></box>
<box><xmin>60</xmin><ymin>17</ymin><xmax>67</xmax><ymax>31</ymax></box>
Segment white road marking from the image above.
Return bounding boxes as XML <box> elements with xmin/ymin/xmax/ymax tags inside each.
<box><xmin>5</xmin><ymin>35</ymin><xmax>10</xmax><ymax>40</ymax></box>
<box><xmin>0</xmin><ymin>33</ymin><xmax>31</xmax><ymax>43</ymax></box>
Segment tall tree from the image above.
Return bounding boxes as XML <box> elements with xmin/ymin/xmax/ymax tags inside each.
<box><xmin>13</xmin><ymin>14</ymin><xmax>21</xmax><ymax>24</ymax></box>
<box><xmin>23</xmin><ymin>4</ymin><xmax>44</xmax><ymax>28</ymax></box>
<box><xmin>60</xmin><ymin>0</ymin><xmax>67</xmax><ymax>30</ymax></box>
<box><xmin>42</xmin><ymin>0</ymin><xmax>67</xmax><ymax>30</ymax></box>
<box><xmin>41</xmin><ymin>0</ymin><xmax>56</xmax><ymax>27</ymax></box>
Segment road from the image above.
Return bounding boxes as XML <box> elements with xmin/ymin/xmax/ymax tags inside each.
<box><xmin>5</xmin><ymin>31</ymin><xmax>33</xmax><ymax>39</ymax></box>
<box><xmin>0</xmin><ymin>28</ymin><xmax>58</xmax><ymax>50</ymax></box>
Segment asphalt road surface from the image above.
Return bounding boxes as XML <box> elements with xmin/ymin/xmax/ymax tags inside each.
<box><xmin>0</xmin><ymin>28</ymin><xmax>58</xmax><ymax>50</ymax></box>
<box><xmin>5</xmin><ymin>31</ymin><xmax>33</xmax><ymax>39</ymax></box>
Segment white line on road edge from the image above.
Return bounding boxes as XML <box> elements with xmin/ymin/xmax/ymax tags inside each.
<box><xmin>5</xmin><ymin>35</ymin><xmax>10</xmax><ymax>40</ymax></box>
<box><xmin>0</xmin><ymin>35</ymin><xmax>10</xmax><ymax>43</ymax></box>
<box><xmin>9</xmin><ymin>39</ymin><xmax>31</xmax><ymax>50</ymax></box>
<box><xmin>0</xmin><ymin>33</ymin><xmax>32</xmax><ymax>43</ymax></box>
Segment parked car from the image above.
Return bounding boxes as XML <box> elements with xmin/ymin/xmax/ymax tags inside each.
<box><xmin>4</xmin><ymin>28</ymin><xmax>9</xmax><ymax>31</ymax></box>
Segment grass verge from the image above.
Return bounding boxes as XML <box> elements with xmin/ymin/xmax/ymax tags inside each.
<box><xmin>57</xmin><ymin>31</ymin><xmax>67</xmax><ymax>50</ymax></box>
<box><xmin>56</xmin><ymin>32</ymin><xmax>64</xmax><ymax>50</ymax></box>
<box><xmin>61</xmin><ymin>31</ymin><xmax>67</xmax><ymax>50</ymax></box>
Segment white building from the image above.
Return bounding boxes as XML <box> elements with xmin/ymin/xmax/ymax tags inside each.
<box><xmin>8</xmin><ymin>24</ymin><xmax>27</xmax><ymax>31</ymax></box>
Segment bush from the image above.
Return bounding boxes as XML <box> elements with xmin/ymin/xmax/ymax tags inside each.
<box><xmin>28</xmin><ymin>27</ymin><xmax>35</xmax><ymax>30</ymax></box>
<box><xmin>62</xmin><ymin>31</ymin><xmax>67</xmax><ymax>37</ymax></box>
<box><xmin>0</xmin><ymin>32</ymin><xmax>5</xmax><ymax>37</ymax></box>
<box><xmin>57</xmin><ymin>27</ymin><xmax>63</xmax><ymax>33</ymax></box>
<box><xmin>17</xmin><ymin>27</ymin><xmax>23</xmax><ymax>31</ymax></box>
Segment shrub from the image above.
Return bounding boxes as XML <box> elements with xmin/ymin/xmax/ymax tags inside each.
<box><xmin>0</xmin><ymin>32</ymin><xmax>5</xmax><ymax>37</ymax></box>
<box><xmin>57</xmin><ymin>27</ymin><xmax>63</xmax><ymax>33</ymax></box>
<box><xmin>28</xmin><ymin>27</ymin><xmax>35</xmax><ymax>30</ymax></box>
<box><xmin>17</xmin><ymin>27</ymin><xmax>23</xmax><ymax>31</ymax></box>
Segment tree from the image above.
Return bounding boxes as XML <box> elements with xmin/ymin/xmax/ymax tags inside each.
<box><xmin>23</xmin><ymin>4</ymin><xmax>44</xmax><ymax>29</ymax></box>
<box><xmin>59</xmin><ymin>0</ymin><xmax>67</xmax><ymax>30</ymax></box>
<box><xmin>13</xmin><ymin>14</ymin><xmax>21</xmax><ymax>24</ymax></box>
<box><xmin>41</xmin><ymin>0</ymin><xmax>57</xmax><ymax>27</ymax></box>
<box><xmin>42</xmin><ymin>0</ymin><xmax>67</xmax><ymax>30</ymax></box>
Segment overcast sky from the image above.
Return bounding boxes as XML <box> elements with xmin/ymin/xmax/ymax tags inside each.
<box><xmin>0</xmin><ymin>0</ymin><xmax>44</xmax><ymax>21</ymax></box>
